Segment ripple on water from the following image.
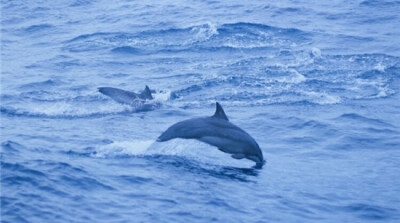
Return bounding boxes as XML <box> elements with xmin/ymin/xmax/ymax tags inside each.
<box><xmin>335</xmin><ymin>113</ymin><xmax>394</xmax><ymax>127</ymax></box>
<box><xmin>2</xmin><ymin>1</ymin><xmax>400</xmax><ymax>222</ymax></box>
<box><xmin>342</xmin><ymin>203</ymin><xmax>398</xmax><ymax>220</ymax></box>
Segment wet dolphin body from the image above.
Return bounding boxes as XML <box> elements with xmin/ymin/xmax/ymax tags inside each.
<box><xmin>157</xmin><ymin>102</ymin><xmax>264</xmax><ymax>167</ymax></box>
<box><xmin>98</xmin><ymin>86</ymin><xmax>153</xmax><ymax>105</ymax></box>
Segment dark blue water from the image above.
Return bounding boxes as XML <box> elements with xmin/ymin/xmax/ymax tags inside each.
<box><xmin>2</xmin><ymin>1</ymin><xmax>400</xmax><ymax>222</ymax></box>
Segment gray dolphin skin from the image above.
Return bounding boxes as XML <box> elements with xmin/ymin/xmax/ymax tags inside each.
<box><xmin>157</xmin><ymin>102</ymin><xmax>264</xmax><ymax>167</ymax></box>
<box><xmin>98</xmin><ymin>86</ymin><xmax>153</xmax><ymax>104</ymax></box>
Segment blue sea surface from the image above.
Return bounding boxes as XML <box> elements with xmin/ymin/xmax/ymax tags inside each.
<box><xmin>1</xmin><ymin>0</ymin><xmax>400</xmax><ymax>222</ymax></box>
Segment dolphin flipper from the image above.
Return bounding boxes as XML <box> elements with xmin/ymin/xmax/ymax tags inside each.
<box><xmin>231</xmin><ymin>153</ymin><xmax>245</xmax><ymax>159</ymax></box>
<box><xmin>218</xmin><ymin>147</ymin><xmax>228</xmax><ymax>153</ymax></box>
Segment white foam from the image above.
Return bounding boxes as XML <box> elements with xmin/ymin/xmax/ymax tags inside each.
<box><xmin>92</xmin><ymin>140</ymin><xmax>154</xmax><ymax>158</ymax></box>
<box><xmin>26</xmin><ymin>100</ymin><xmax>131</xmax><ymax>117</ymax></box>
<box><xmin>276</xmin><ymin>69</ymin><xmax>306</xmax><ymax>84</ymax></box>
<box><xmin>149</xmin><ymin>139</ymin><xmax>254</xmax><ymax>168</ymax></box>
<box><xmin>186</xmin><ymin>22</ymin><xmax>219</xmax><ymax>44</ymax></box>
<box><xmin>310</xmin><ymin>47</ymin><xmax>322</xmax><ymax>58</ymax></box>
<box><xmin>374</xmin><ymin>85</ymin><xmax>394</xmax><ymax>98</ymax></box>
<box><xmin>374</xmin><ymin>63</ymin><xmax>386</xmax><ymax>72</ymax></box>
<box><xmin>92</xmin><ymin>139</ymin><xmax>254</xmax><ymax>168</ymax></box>
<box><xmin>194</xmin><ymin>22</ymin><xmax>219</xmax><ymax>40</ymax></box>
<box><xmin>302</xmin><ymin>91</ymin><xmax>341</xmax><ymax>105</ymax></box>
<box><xmin>152</xmin><ymin>90</ymin><xmax>171</xmax><ymax>102</ymax></box>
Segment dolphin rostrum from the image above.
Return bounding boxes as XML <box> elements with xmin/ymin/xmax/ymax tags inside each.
<box><xmin>157</xmin><ymin>102</ymin><xmax>264</xmax><ymax>167</ymax></box>
<box><xmin>98</xmin><ymin>86</ymin><xmax>153</xmax><ymax>105</ymax></box>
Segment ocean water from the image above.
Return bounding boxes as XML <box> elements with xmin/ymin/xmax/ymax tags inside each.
<box><xmin>1</xmin><ymin>0</ymin><xmax>400</xmax><ymax>222</ymax></box>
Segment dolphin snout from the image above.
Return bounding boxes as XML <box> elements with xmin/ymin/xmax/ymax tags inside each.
<box><xmin>98</xmin><ymin>87</ymin><xmax>106</xmax><ymax>93</ymax></box>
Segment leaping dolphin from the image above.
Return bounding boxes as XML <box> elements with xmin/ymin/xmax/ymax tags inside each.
<box><xmin>98</xmin><ymin>86</ymin><xmax>153</xmax><ymax>105</ymax></box>
<box><xmin>157</xmin><ymin>102</ymin><xmax>264</xmax><ymax>168</ymax></box>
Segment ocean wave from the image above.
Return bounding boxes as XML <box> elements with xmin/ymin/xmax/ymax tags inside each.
<box><xmin>0</xmin><ymin>98</ymin><xmax>162</xmax><ymax>119</ymax></box>
<box><xmin>0</xmin><ymin>102</ymin><xmax>158</xmax><ymax>119</ymax></box>
<box><xmin>116</xmin><ymin>175</ymin><xmax>154</xmax><ymax>185</ymax></box>
<box><xmin>289</xmin><ymin>120</ymin><xmax>330</xmax><ymax>130</ymax></box>
<box><xmin>1</xmin><ymin>89</ymin><xmax>169</xmax><ymax>118</ymax></box>
<box><xmin>41</xmin><ymin>161</ymin><xmax>88</xmax><ymax>174</ymax></box>
<box><xmin>1</xmin><ymin>161</ymin><xmax>50</xmax><ymax>193</ymax></box>
<box><xmin>6</xmin><ymin>50</ymin><xmax>396</xmax><ymax>115</ymax></box>
<box><xmin>360</xmin><ymin>0</ymin><xmax>400</xmax><ymax>7</ymax></box>
<box><xmin>18</xmin><ymin>79</ymin><xmax>65</xmax><ymax>90</ymax></box>
<box><xmin>1</xmin><ymin>140</ymin><xmax>25</xmax><ymax>154</ymax></box>
<box><xmin>91</xmin><ymin>140</ymin><xmax>154</xmax><ymax>158</ymax></box>
<box><xmin>58</xmin><ymin>175</ymin><xmax>115</xmax><ymax>191</ymax></box>
<box><xmin>335</xmin><ymin>113</ymin><xmax>394</xmax><ymax>127</ymax></box>
<box><xmin>1</xmin><ymin>162</ymin><xmax>47</xmax><ymax>178</ymax></box>
<box><xmin>91</xmin><ymin>139</ymin><xmax>257</xmax><ymax>168</ymax></box>
<box><xmin>111</xmin><ymin>46</ymin><xmax>146</xmax><ymax>54</ymax></box>
<box><xmin>3</xmin><ymin>1</ymin><xmax>400</xmax><ymax>222</ymax></box>
<box><xmin>23</xmin><ymin>24</ymin><xmax>54</xmax><ymax>33</ymax></box>
<box><xmin>64</xmin><ymin>22</ymin><xmax>313</xmax><ymax>53</ymax></box>
<box><xmin>69</xmin><ymin>0</ymin><xmax>92</xmax><ymax>7</ymax></box>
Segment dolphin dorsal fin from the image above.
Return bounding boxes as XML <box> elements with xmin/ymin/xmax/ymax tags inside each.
<box><xmin>213</xmin><ymin>102</ymin><xmax>229</xmax><ymax>121</ymax></box>
<box><xmin>141</xmin><ymin>85</ymin><xmax>153</xmax><ymax>99</ymax></box>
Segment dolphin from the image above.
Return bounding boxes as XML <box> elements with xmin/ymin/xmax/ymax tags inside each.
<box><xmin>157</xmin><ymin>102</ymin><xmax>264</xmax><ymax>167</ymax></box>
<box><xmin>98</xmin><ymin>86</ymin><xmax>153</xmax><ymax>105</ymax></box>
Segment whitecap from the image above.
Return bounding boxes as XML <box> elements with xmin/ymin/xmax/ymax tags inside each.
<box><xmin>310</xmin><ymin>47</ymin><xmax>322</xmax><ymax>58</ymax></box>
<box><xmin>275</xmin><ymin>69</ymin><xmax>306</xmax><ymax>84</ymax></box>
<box><xmin>374</xmin><ymin>63</ymin><xmax>386</xmax><ymax>72</ymax></box>
<box><xmin>92</xmin><ymin>140</ymin><xmax>154</xmax><ymax>158</ymax></box>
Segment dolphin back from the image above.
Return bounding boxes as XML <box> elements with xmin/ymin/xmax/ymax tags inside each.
<box><xmin>158</xmin><ymin>120</ymin><xmax>194</xmax><ymax>142</ymax></box>
<box><xmin>98</xmin><ymin>87</ymin><xmax>139</xmax><ymax>104</ymax></box>
<box><xmin>157</xmin><ymin>118</ymin><xmax>211</xmax><ymax>142</ymax></box>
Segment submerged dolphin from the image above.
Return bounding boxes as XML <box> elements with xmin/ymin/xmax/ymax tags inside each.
<box><xmin>98</xmin><ymin>86</ymin><xmax>153</xmax><ymax>105</ymax></box>
<box><xmin>157</xmin><ymin>102</ymin><xmax>264</xmax><ymax>167</ymax></box>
